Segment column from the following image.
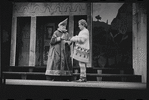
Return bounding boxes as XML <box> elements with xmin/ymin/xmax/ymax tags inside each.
<box><xmin>69</xmin><ymin>15</ymin><xmax>74</xmax><ymax>66</ymax></box>
<box><xmin>133</xmin><ymin>3</ymin><xmax>147</xmax><ymax>83</ymax></box>
<box><xmin>29</xmin><ymin>17</ymin><xmax>36</xmax><ymax>66</ymax></box>
<box><xmin>10</xmin><ymin>17</ymin><xmax>17</xmax><ymax>66</ymax></box>
<box><xmin>87</xmin><ymin>3</ymin><xmax>92</xmax><ymax>68</ymax></box>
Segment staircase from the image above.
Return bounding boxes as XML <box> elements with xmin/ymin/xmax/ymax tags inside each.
<box><xmin>2</xmin><ymin>66</ymin><xmax>141</xmax><ymax>83</ymax></box>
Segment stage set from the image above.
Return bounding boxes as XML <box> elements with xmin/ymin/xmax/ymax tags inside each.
<box><xmin>1</xmin><ymin>2</ymin><xmax>147</xmax><ymax>90</ymax></box>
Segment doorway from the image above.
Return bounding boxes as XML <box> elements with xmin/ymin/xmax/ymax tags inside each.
<box><xmin>15</xmin><ymin>17</ymin><xmax>31</xmax><ymax>66</ymax></box>
<box><xmin>73</xmin><ymin>15</ymin><xmax>87</xmax><ymax>68</ymax></box>
<box><xmin>36</xmin><ymin>16</ymin><xmax>69</xmax><ymax>66</ymax></box>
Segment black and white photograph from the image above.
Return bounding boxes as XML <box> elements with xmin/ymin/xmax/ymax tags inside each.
<box><xmin>0</xmin><ymin>1</ymin><xmax>147</xmax><ymax>100</ymax></box>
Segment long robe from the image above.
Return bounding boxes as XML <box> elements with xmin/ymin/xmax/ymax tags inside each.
<box><xmin>45</xmin><ymin>29</ymin><xmax>72</xmax><ymax>76</ymax></box>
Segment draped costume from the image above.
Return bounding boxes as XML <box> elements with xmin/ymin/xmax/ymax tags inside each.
<box><xmin>45</xmin><ymin>29</ymin><xmax>72</xmax><ymax>76</ymax></box>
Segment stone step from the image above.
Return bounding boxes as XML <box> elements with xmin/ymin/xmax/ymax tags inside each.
<box><xmin>6</xmin><ymin>66</ymin><xmax>133</xmax><ymax>69</ymax></box>
<box><xmin>4</xmin><ymin>66</ymin><xmax>134</xmax><ymax>74</ymax></box>
<box><xmin>2</xmin><ymin>71</ymin><xmax>141</xmax><ymax>82</ymax></box>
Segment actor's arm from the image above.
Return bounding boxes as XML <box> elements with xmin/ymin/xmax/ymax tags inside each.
<box><xmin>63</xmin><ymin>32</ymin><xmax>72</xmax><ymax>45</ymax></box>
<box><xmin>50</xmin><ymin>31</ymin><xmax>61</xmax><ymax>45</ymax></box>
<box><xmin>70</xmin><ymin>34</ymin><xmax>88</xmax><ymax>44</ymax></box>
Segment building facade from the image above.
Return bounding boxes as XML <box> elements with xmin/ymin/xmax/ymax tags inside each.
<box><xmin>2</xmin><ymin>2</ymin><xmax>147</xmax><ymax>83</ymax></box>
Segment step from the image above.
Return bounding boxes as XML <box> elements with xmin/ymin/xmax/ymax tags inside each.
<box><xmin>2</xmin><ymin>71</ymin><xmax>141</xmax><ymax>82</ymax></box>
<box><xmin>73</xmin><ymin>67</ymin><xmax>133</xmax><ymax>74</ymax></box>
<box><xmin>6</xmin><ymin>66</ymin><xmax>133</xmax><ymax>70</ymax></box>
<box><xmin>3</xmin><ymin>71</ymin><xmax>137</xmax><ymax>77</ymax></box>
<box><xmin>5</xmin><ymin>66</ymin><xmax>134</xmax><ymax>74</ymax></box>
<box><xmin>73</xmin><ymin>73</ymin><xmax>140</xmax><ymax>77</ymax></box>
<box><xmin>4</xmin><ymin>66</ymin><xmax>46</xmax><ymax>72</ymax></box>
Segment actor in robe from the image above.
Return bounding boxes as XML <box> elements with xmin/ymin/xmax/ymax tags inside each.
<box><xmin>45</xmin><ymin>18</ymin><xmax>72</xmax><ymax>81</ymax></box>
<box><xmin>70</xmin><ymin>19</ymin><xmax>90</xmax><ymax>82</ymax></box>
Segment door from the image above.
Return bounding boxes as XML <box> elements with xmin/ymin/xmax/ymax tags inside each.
<box><xmin>73</xmin><ymin>15</ymin><xmax>87</xmax><ymax>68</ymax></box>
<box><xmin>36</xmin><ymin>16</ymin><xmax>69</xmax><ymax>66</ymax></box>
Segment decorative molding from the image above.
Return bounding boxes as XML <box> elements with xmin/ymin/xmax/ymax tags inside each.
<box><xmin>13</xmin><ymin>3</ymin><xmax>87</xmax><ymax>17</ymax></box>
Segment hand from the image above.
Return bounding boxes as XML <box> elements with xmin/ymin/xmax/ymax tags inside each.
<box><xmin>64</xmin><ymin>40</ymin><xmax>72</xmax><ymax>45</ymax></box>
<box><xmin>67</xmin><ymin>41</ymin><xmax>72</xmax><ymax>45</ymax></box>
<box><xmin>61</xmin><ymin>34</ymin><xmax>65</xmax><ymax>40</ymax></box>
<box><xmin>70</xmin><ymin>36</ymin><xmax>79</xmax><ymax>42</ymax></box>
<box><xmin>57</xmin><ymin>37</ymin><xmax>61</xmax><ymax>41</ymax></box>
<box><xmin>70</xmin><ymin>37</ymin><xmax>76</xmax><ymax>42</ymax></box>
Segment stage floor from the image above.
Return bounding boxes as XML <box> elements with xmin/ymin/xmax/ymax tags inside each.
<box><xmin>3</xmin><ymin>79</ymin><xmax>146</xmax><ymax>89</ymax></box>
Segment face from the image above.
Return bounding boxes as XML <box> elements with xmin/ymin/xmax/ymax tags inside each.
<box><xmin>78</xmin><ymin>23</ymin><xmax>84</xmax><ymax>30</ymax></box>
<box><xmin>59</xmin><ymin>25</ymin><xmax>66</xmax><ymax>30</ymax></box>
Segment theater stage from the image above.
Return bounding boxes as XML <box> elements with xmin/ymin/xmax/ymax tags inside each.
<box><xmin>3</xmin><ymin>79</ymin><xmax>146</xmax><ymax>89</ymax></box>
